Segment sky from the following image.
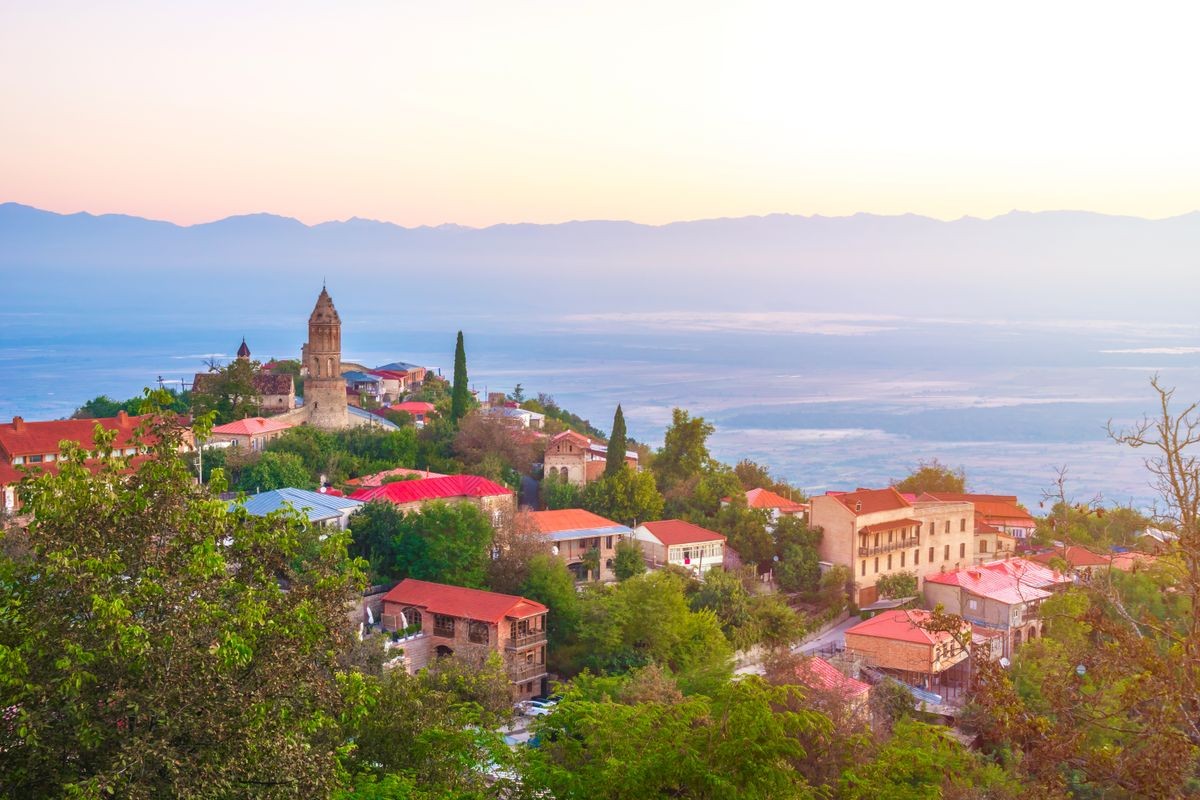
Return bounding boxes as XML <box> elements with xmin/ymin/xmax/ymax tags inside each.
<box><xmin>4</xmin><ymin>1</ymin><xmax>1200</xmax><ymax>227</ymax></box>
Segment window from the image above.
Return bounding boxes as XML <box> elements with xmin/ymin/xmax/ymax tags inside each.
<box><xmin>45</xmin><ymin>453</ymin><xmax>56</xmax><ymax>462</ymax></box>
<box><xmin>887</xmin><ymin>554</ymin><xmax>892</xmax><ymax>570</ymax></box>
<box><xmin>928</xmin><ymin>547</ymin><xmax>934</xmax><ymax>563</ymax></box>
<box><xmin>401</xmin><ymin>608</ymin><xmax>422</xmax><ymax>632</ymax></box>
<box><xmin>944</xmin><ymin>544</ymin><xmax>950</xmax><ymax>561</ymax></box>
<box><xmin>468</xmin><ymin>621</ymin><xmax>489</xmax><ymax>644</ymax></box>
<box><xmin>900</xmin><ymin>551</ymin><xmax>905</xmax><ymax>568</ymax></box>
<box><xmin>960</xmin><ymin>542</ymin><xmax>966</xmax><ymax>558</ymax></box>
<box><xmin>914</xmin><ymin>549</ymin><xmax>919</xmax><ymax>565</ymax></box>
<box><xmin>980</xmin><ymin>540</ymin><xmax>988</xmax><ymax>553</ymax></box>
<box><xmin>861</xmin><ymin>560</ymin><xmax>866</xmax><ymax>576</ymax></box>
<box><xmin>944</xmin><ymin>520</ymin><xmax>950</xmax><ymax>534</ymax></box>
<box><xmin>28</xmin><ymin>455</ymin><xmax>43</xmax><ymax>463</ymax></box>
<box><xmin>960</xmin><ymin>518</ymin><xmax>967</xmax><ymax>532</ymax></box>
<box><xmin>433</xmin><ymin>615</ymin><xmax>455</xmax><ymax>637</ymax></box>
<box><xmin>968</xmin><ymin>598</ymin><xmax>979</xmax><ymax>612</ymax></box>
<box><xmin>12</xmin><ymin>456</ymin><xmax>23</xmax><ymax>465</ymax></box>
<box><xmin>874</xmin><ymin>534</ymin><xmax>880</xmax><ymax>547</ymax></box>
<box><xmin>887</xmin><ymin>531</ymin><xmax>893</xmax><ymax>543</ymax></box>
<box><xmin>874</xmin><ymin>557</ymin><xmax>879</xmax><ymax>573</ymax></box>
<box><xmin>605</xmin><ymin>536</ymin><xmax>613</xmax><ymax>549</ymax></box>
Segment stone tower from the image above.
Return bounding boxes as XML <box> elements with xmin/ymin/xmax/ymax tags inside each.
<box><xmin>302</xmin><ymin>286</ymin><xmax>350</xmax><ymax>429</ymax></box>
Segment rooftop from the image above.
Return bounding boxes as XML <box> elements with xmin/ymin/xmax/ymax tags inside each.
<box><xmin>350</xmin><ymin>474</ymin><xmax>512</xmax><ymax>504</ymax></box>
<box><xmin>211</xmin><ymin>416</ymin><xmax>294</xmax><ymax>437</ymax></box>
<box><xmin>382</xmin><ymin>578</ymin><xmax>547</xmax><ymax>623</ymax></box>
<box><xmin>346</xmin><ymin>467</ymin><xmax>447</xmax><ymax>487</ymax></box>
<box><xmin>528</xmin><ymin>508</ymin><xmax>631</xmax><ymax>541</ymax></box>
<box><xmin>827</xmin><ymin>487</ymin><xmax>912</xmax><ymax>516</ymax></box>
<box><xmin>0</xmin><ymin>412</ymin><xmax>146</xmax><ymax>458</ymax></box>
<box><xmin>638</xmin><ymin>519</ymin><xmax>726</xmax><ymax>546</ymax></box>
<box><xmin>845</xmin><ymin>609</ymin><xmax>964</xmax><ymax>646</ymax></box>
<box><xmin>744</xmin><ymin>487</ymin><xmax>806</xmax><ymax>513</ymax></box>
<box><xmin>233</xmin><ymin>487</ymin><xmax>363</xmax><ymax>522</ymax></box>
<box><xmin>794</xmin><ymin>657</ymin><xmax>870</xmax><ymax>700</ymax></box>
<box><xmin>924</xmin><ymin>558</ymin><xmax>1067</xmax><ymax>605</ymax></box>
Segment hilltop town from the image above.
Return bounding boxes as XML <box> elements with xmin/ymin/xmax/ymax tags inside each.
<box><xmin>1</xmin><ymin>288</ymin><xmax>1193</xmax><ymax>798</ymax></box>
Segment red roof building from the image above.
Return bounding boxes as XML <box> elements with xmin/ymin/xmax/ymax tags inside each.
<box><xmin>527</xmin><ymin>509</ymin><xmax>633</xmax><ymax>583</ymax></box>
<box><xmin>919</xmin><ymin>493</ymin><xmax>1036</xmax><ymax>539</ymax></box>
<box><xmin>345</xmin><ymin>466</ymin><xmax>448</xmax><ymax>487</ymax></box>
<box><xmin>209</xmin><ymin>416</ymin><xmax>294</xmax><ymax>452</ymax></box>
<box><xmin>794</xmin><ymin>656</ymin><xmax>871</xmax><ymax>706</ymax></box>
<box><xmin>634</xmin><ymin>519</ymin><xmax>726</xmax><ymax>574</ymax></box>
<box><xmin>350</xmin><ymin>474</ymin><xmax>514</xmax><ymax>519</ymax></box>
<box><xmin>844</xmin><ymin>609</ymin><xmax>971</xmax><ymax>684</ymax></box>
<box><xmin>544</xmin><ymin>430</ymin><xmax>639</xmax><ymax>488</ymax></box>
<box><xmin>380</xmin><ymin>579</ymin><xmax>549</xmax><ymax>700</ymax></box>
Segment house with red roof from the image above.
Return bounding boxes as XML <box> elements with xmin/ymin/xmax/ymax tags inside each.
<box><xmin>543</xmin><ymin>430</ymin><xmax>639</xmax><ymax>488</ymax></box>
<box><xmin>809</xmin><ymin>488</ymin><xmax>976</xmax><ymax>607</ymax></box>
<box><xmin>209</xmin><ymin>416</ymin><xmax>295</xmax><ymax>451</ymax></box>
<box><xmin>923</xmin><ymin>558</ymin><xmax>1072</xmax><ymax>659</ymax></box>
<box><xmin>349</xmin><ymin>474</ymin><xmax>514</xmax><ymax>520</ymax></box>
<box><xmin>378</xmin><ymin>401</ymin><xmax>437</xmax><ymax>426</ymax></box>
<box><xmin>528</xmin><ymin>508</ymin><xmax>633</xmax><ymax>582</ymax></box>
<box><xmin>722</xmin><ymin>487</ymin><xmax>809</xmax><ymax>522</ymax></box>
<box><xmin>0</xmin><ymin>411</ymin><xmax>171</xmax><ymax>514</ymax></box>
<box><xmin>633</xmin><ymin>519</ymin><xmax>726</xmax><ymax>575</ymax></box>
<box><xmin>380</xmin><ymin>578</ymin><xmax>549</xmax><ymax>699</ymax></box>
<box><xmin>793</xmin><ymin>657</ymin><xmax>872</xmax><ymax>718</ymax></box>
<box><xmin>844</xmin><ymin>609</ymin><xmax>971</xmax><ymax>690</ymax></box>
<box><xmin>1027</xmin><ymin>546</ymin><xmax>1156</xmax><ymax>577</ymax></box>
<box><xmin>345</xmin><ymin>466</ymin><xmax>447</xmax><ymax>488</ymax></box>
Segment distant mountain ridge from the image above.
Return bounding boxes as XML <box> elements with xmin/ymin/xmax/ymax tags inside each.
<box><xmin>3</xmin><ymin>202</ymin><xmax>1198</xmax><ymax>322</ymax></box>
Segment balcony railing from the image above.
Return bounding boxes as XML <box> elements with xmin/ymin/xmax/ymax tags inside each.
<box><xmin>858</xmin><ymin>538</ymin><xmax>919</xmax><ymax>557</ymax></box>
<box><xmin>506</xmin><ymin>630</ymin><xmax>548</xmax><ymax>650</ymax></box>
<box><xmin>508</xmin><ymin>662</ymin><xmax>548</xmax><ymax>682</ymax></box>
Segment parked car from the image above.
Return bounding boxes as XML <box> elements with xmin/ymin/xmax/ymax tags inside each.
<box><xmin>518</xmin><ymin>698</ymin><xmax>558</xmax><ymax>717</ymax></box>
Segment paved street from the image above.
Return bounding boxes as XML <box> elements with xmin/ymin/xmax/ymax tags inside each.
<box><xmin>735</xmin><ymin>613</ymin><xmax>858</xmax><ymax>675</ymax></box>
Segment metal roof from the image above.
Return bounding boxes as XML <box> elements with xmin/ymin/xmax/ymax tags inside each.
<box><xmin>233</xmin><ymin>487</ymin><xmax>363</xmax><ymax>522</ymax></box>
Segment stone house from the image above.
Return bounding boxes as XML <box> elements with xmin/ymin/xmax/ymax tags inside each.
<box><xmin>844</xmin><ymin>609</ymin><xmax>971</xmax><ymax>691</ymax></box>
<box><xmin>209</xmin><ymin>416</ymin><xmax>294</xmax><ymax>451</ymax></box>
<box><xmin>809</xmin><ymin>488</ymin><xmax>975</xmax><ymax>607</ymax></box>
<box><xmin>920</xmin><ymin>493</ymin><xmax>1037</xmax><ymax>542</ymax></box>
<box><xmin>528</xmin><ymin>508</ymin><xmax>632</xmax><ymax>582</ymax></box>
<box><xmin>380</xmin><ymin>578</ymin><xmax>549</xmax><ymax>699</ymax></box>
<box><xmin>543</xmin><ymin>430</ymin><xmax>638</xmax><ymax>487</ymax></box>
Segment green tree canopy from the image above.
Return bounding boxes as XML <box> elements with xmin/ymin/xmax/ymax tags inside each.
<box><xmin>605</xmin><ymin>404</ymin><xmax>628</xmax><ymax>477</ymax></box>
<box><xmin>653</xmin><ymin>408</ymin><xmax>715</xmax><ymax>491</ymax></box>
<box><xmin>389</xmin><ymin>501</ymin><xmax>495</xmax><ymax>589</ymax></box>
<box><xmin>891</xmin><ymin>458</ymin><xmax>967</xmax><ymax>495</ymax></box>
<box><xmin>613</xmin><ymin>538</ymin><xmax>647</xmax><ymax>581</ymax></box>
<box><xmin>235</xmin><ymin>450</ymin><xmax>314</xmax><ymax>492</ymax></box>
<box><xmin>450</xmin><ymin>331</ymin><xmax>470</xmax><ymax>423</ymax></box>
<box><xmin>541</xmin><ymin>472</ymin><xmax>582</xmax><ymax>510</ymax></box>
<box><xmin>582</xmin><ymin>465</ymin><xmax>664</xmax><ymax>527</ymax></box>
<box><xmin>520</xmin><ymin>553</ymin><xmax>581</xmax><ymax>650</ymax></box>
<box><xmin>0</xmin><ymin>403</ymin><xmax>364</xmax><ymax>797</ymax></box>
<box><xmin>190</xmin><ymin>358</ymin><xmax>263</xmax><ymax>424</ymax></box>
<box><xmin>874</xmin><ymin>570</ymin><xmax>918</xmax><ymax>600</ymax></box>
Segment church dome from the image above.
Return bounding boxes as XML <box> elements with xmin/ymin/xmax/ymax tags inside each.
<box><xmin>236</xmin><ymin>338</ymin><xmax>251</xmax><ymax>359</ymax></box>
<box><xmin>309</xmin><ymin>286</ymin><xmax>341</xmax><ymax>325</ymax></box>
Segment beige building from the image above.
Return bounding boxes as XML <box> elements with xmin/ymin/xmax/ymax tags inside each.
<box><xmin>633</xmin><ymin>519</ymin><xmax>726</xmax><ymax>575</ymax></box>
<box><xmin>809</xmin><ymin>488</ymin><xmax>975</xmax><ymax>606</ymax></box>
<box><xmin>543</xmin><ymin>430</ymin><xmax>638</xmax><ymax>487</ymax></box>
<box><xmin>528</xmin><ymin>508</ymin><xmax>632</xmax><ymax>582</ymax></box>
<box><xmin>380</xmin><ymin>578</ymin><xmax>549</xmax><ymax>699</ymax></box>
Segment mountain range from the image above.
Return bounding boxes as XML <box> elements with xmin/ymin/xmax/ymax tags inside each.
<box><xmin>2</xmin><ymin>202</ymin><xmax>1198</xmax><ymax>324</ymax></box>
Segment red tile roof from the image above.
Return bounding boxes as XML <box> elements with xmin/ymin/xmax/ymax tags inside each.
<box><xmin>639</xmin><ymin>519</ymin><xmax>726</xmax><ymax>546</ymax></box>
<box><xmin>550</xmin><ymin>430</ymin><xmax>592</xmax><ymax>446</ymax></box>
<box><xmin>745</xmin><ymin>487</ymin><xmax>806</xmax><ymax>513</ymax></box>
<box><xmin>1027</xmin><ymin>546</ymin><xmax>1109</xmax><ymax>569</ymax></box>
<box><xmin>0</xmin><ymin>413</ymin><xmax>147</xmax><ymax>458</ymax></box>
<box><xmin>920</xmin><ymin>493</ymin><xmax>1035</xmax><ymax>525</ymax></box>
<box><xmin>845</xmin><ymin>609</ymin><xmax>963</xmax><ymax>646</ymax></box>
<box><xmin>346</xmin><ymin>467</ymin><xmax>447</xmax><ymax>487</ymax></box>
<box><xmin>794</xmin><ymin>657</ymin><xmax>870</xmax><ymax>700</ymax></box>
<box><xmin>350</xmin><ymin>474</ymin><xmax>512</xmax><ymax>504</ymax></box>
<box><xmin>382</xmin><ymin>578</ymin><xmax>546</xmax><ymax>623</ymax></box>
<box><xmin>528</xmin><ymin>508</ymin><xmax>621</xmax><ymax>534</ymax></box>
<box><xmin>211</xmin><ymin>416</ymin><xmax>294</xmax><ymax>436</ymax></box>
<box><xmin>386</xmin><ymin>402</ymin><xmax>436</xmax><ymax>415</ymax></box>
<box><xmin>859</xmin><ymin>517</ymin><xmax>921</xmax><ymax>534</ymax></box>
<box><xmin>924</xmin><ymin>558</ymin><xmax>1068</xmax><ymax>605</ymax></box>
<box><xmin>829</xmin><ymin>487</ymin><xmax>912</xmax><ymax>516</ymax></box>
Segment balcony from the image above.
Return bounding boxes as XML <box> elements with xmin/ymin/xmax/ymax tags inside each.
<box><xmin>508</xmin><ymin>661</ymin><xmax>548</xmax><ymax>682</ymax></box>
<box><xmin>506</xmin><ymin>630</ymin><xmax>548</xmax><ymax>650</ymax></box>
<box><xmin>858</xmin><ymin>538</ymin><xmax>919</xmax><ymax>557</ymax></box>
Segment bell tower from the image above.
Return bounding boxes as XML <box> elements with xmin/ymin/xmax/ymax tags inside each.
<box><xmin>302</xmin><ymin>286</ymin><xmax>350</xmax><ymax>429</ymax></box>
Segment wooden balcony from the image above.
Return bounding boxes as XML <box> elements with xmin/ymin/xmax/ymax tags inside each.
<box><xmin>506</xmin><ymin>630</ymin><xmax>548</xmax><ymax>650</ymax></box>
<box><xmin>508</xmin><ymin>661</ymin><xmax>548</xmax><ymax>682</ymax></box>
<box><xmin>858</xmin><ymin>538</ymin><xmax>919</xmax><ymax>557</ymax></box>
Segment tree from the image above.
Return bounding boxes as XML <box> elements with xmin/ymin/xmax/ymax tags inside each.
<box><xmin>520</xmin><ymin>554</ymin><xmax>580</xmax><ymax>649</ymax></box>
<box><xmin>391</xmin><ymin>501</ymin><xmax>495</xmax><ymax>589</ymax></box>
<box><xmin>613</xmin><ymin>539</ymin><xmax>647</xmax><ymax>581</ymax></box>
<box><xmin>709</xmin><ymin>501</ymin><xmax>774</xmax><ymax>567</ymax></box>
<box><xmin>874</xmin><ymin>570</ymin><xmax>918</xmax><ymax>600</ymax></box>
<box><xmin>733</xmin><ymin>459</ymin><xmax>803</xmax><ymax>499</ymax></box>
<box><xmin>541</xmin><ymin>472</ymin><xmax>582</xmax><ymax>510</ymax></box>
<box><xmin>653</xmin><ymin>408</ymin><xmax>715</xmax><ymax>491</ymax></box>
<box><xmin>521</xmin><ymin>675</ymin><xmax>828</xmax><ymax>800</ymax></box>
<box><xmin>819</xmin><ymin>564</ymin><xmax>852</xmax><ymax>613</ymax></box>
<box><xmin>582</xmin><ymin>465</ymin><xmax>664</xmax><ymax>527</ymax></box>
<box><xmin>450</xmin><ymin>331</ymin><xmax>470</xmax><ymax>423</ymax></box>
<box><xmin>774</xmin><ymin>516</ymin><xmax>823</xmax><ymax>594</ymax></box>
<box><xmin>891</xmin><ymin>458</ymin><xmax>967</xmax><ymax>495</ymax></box>
<box><xmin>0</xmin><ymin>399</ymin><xmax>364</xmax><ymax>797</ymax></box>
<box><xmin>348</xmin><ymin>500</ymin><xmax>407</xmax><ymax>581</ymax></box>
<box><xmin>486</xmin><ymin>510</ymin><xmax>546</xmax><ymax>595</ymax></box>
<box><xmin>510</xmin><ymin>383</ymin><xmax>526</xmax><ymax>403</ymax></box>
<box><xmin>605</xmin><ymin>404</ymin><xmax>628</xmax><ymax>477</ymax></box>
<box><xmin>869</xmin><ymin>679</ymin><xmax>915</xmax><ymax>730</ymax></box>
<box><xmin>453</xmin><ymin>411</ymin><xmax>536</xmax><ymax>476</ymax></box>
<box><xmin>190</xmin><ymin>358</ymin><xmax>263</xmax><ymax>424</ymax></box>
<box><xmin>235</xmin><ymin>450</ymin><xmax>314</xmax><ymax>492</ymax></box>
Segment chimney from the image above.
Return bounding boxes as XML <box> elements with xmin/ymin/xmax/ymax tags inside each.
<box><xmin>967</xmin><ymin>569</ymin><xmax>981</xmax><ymax>579</ymax></box>
<box><xmin>854</xmin><ymin>501</ymin><xmax>862</xmax><ymax>512</ymax></box>
<box><xmin>117</xmin><ymin>410</ymin><xmax>130</xmax><ymax>426</ymax></box>
<box><xmin>12</xmin><ymin>416</ymin><xmax>25</xmax><ymax>433</ymax></box>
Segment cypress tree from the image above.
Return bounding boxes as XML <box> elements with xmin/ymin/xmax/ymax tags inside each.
<box><xmin>451</xmin><ymin>331</ymin><xmax>469</xmax><ymax>423</ymax></box>
<box><xmin>605</xmin><ymin>404</ymin><xmax>628</xmax><ymax>476</ymax></box>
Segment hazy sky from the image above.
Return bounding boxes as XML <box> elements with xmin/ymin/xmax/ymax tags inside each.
<box><xmin>4</xmin><ymin>1</ymin><xmax>1200</xmax><ymax>227</ymax></box>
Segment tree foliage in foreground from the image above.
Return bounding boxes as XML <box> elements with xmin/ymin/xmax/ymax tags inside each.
<box><xmin>0</xmin><ymin>399</ymin><xmax>365</xmax><ymax>798</ymax></box>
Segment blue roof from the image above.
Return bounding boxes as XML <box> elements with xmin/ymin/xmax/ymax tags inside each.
<box><xmin>233</xmin><ymin>488</ymin><xmax>363</xmax><ymax>522</ymax></box>
<box><xmin>348</xmin><ymin>405</ymin><xmax>400</xmax><ymax>430</ymax></box>
<box><xmin>376</xmin><ymin>361</ymin><xmax>424</xmax><ymax>372</ymax></box>
<box><xmin>342</xmin><ymin>370</ymin><xmax>382</xmax><ymax>384</ymax></box>
<box><xmin>545</xmin><ymin>524</ymin><xmax>632</xmax><ymax>542</ymax></box>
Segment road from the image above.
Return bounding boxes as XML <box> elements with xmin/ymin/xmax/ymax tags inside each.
<box><xmin>734</xmin><ymin>614</ymin><xmax>859</xmax><ymax>675</ymax></box>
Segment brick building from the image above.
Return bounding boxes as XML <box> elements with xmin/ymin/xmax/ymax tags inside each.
<box><xmin>844</xmin><ymin>608</ymin><xmax>971</xmax><ymax>691</ymax></box>
<box><xmin>543</xmin><ymin>430</ymin><xmax>638</xmax><ymax>487</ymax></box>
<box><xmin>380</xmin><ymin>578</ymin><xmax>549</xmax><ymax>699</ymax></box>
<box><xmin>348</xmin><ymin>474</ymin><xmax>514</xmax><ymax>522</ymax></box>
<box><xmin>528</xmin><ymin>508</ymin><xmax>632</xmax><ymax>582</ymax></box>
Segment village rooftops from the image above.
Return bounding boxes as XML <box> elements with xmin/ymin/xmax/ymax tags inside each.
<box><xmin>638</xmin><ymin>519</ymin><xmax>726</xmax><ymax>546</ymax></box>
<box><xmin>923</xmin><ymin>559</ymin><xmax>1067</xmax><ymax>605</ymax></box>
<box><xmin>744</xmin><ymin>487</ymin><xmax>806</xmax><ymax>513</ymax></box>
<box><xmin>349</xmin><ymin>474</ymin><xmax>512</xmax><ymax>504</ymax></box>
<box><xmin>528</xmin><ymin>508</ymin><xmax>632</xmax><ymax>542</ymax></box>
<box><xmin>548</xmin><ymin>430</ymin><xmax>638</xmax><ymax>460</ymax></box>
<box><xmin>844</xmin><ymin>609</ymin><xmax>962</xmax><ymax>647</ymax></box>
<box><xmin>1028</xmin><ymin>546</ymin><xmax>1157</xmax><ymax>573</ymax></box>
<box><xmin>824</xmin><ymin>487</ymin><xmax>913</xmax><ymax>515</ymax></box>
<box><xmin>210</xmin><ymin>417</ymin><xmax>293</xmax><ymax>437</ymax></box>
<box><xmin>375</xmin><ymin>361</ymin><xmax>425</xmax><ymax>373</ymax></box>
<box><xmin>233</xmin><ymin>487</ymin><xmax>363</xmax><ymax>523</ymax></box>
<box><xmin>919</xmin><ymin>493</ymin><xmax>1035</xmax><ymax>524</ymax></box>
<box><xmin>383</xmin><ymin>401</ymin><xmax>436</xmax><ymax>416</ymax></box>
<box><xmin>382</xmin><ymin>578</ymin><xmax>547</xmax><ymax>624</ymax></box>
<box><xmin>0</xmin><ymin>412</ymin><xmax>146</xmax><ymax>459</ymax></box>
<box><xmin>346</xmin><ymin>467</ymin><xmax>448</xmax><ymax>487</ymax></box>
<box><xmin>794</xmin><ymin>657</ymin><xmax>871</xmax><ymax>701</ymax></box>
